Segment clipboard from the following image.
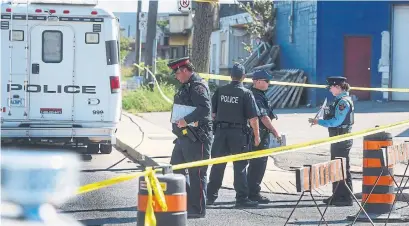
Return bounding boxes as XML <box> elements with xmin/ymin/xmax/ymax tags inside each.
<box><xmin>170</xmin><ymin>104</ymin><xmax>197</xmax><ymax>126</ymax></box>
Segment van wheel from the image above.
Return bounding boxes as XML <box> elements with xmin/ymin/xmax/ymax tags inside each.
<box><xmin>100</xmin><ymin>144</ymin><xmax>113</xmax><ymax>154</ymax></box>
<box><xmin>87</xmin><ymin>144</ymin><xmax>100</xmax><ymax>154</ymax></box>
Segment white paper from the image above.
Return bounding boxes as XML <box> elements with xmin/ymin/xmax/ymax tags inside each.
<box><xmin>170</xmin><ymin>104</ymin><xmax>196</xmax><ymax>123</ymax></box>
<box><xmin>269</xmin><ymin>134</ymin><xmax>286</xmax><ymax>148</ymax></box>
<box><xmin>317</xmin><ymin>98</ymin><xmax>328</xmax><ymax>119</ymax></box>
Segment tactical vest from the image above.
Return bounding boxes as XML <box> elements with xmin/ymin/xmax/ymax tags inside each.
<box><xmin>172</xmin><ymin>75</ymin><xmax>212</xmax><ymax>132</ymax></box>
<box><xmin>324</xmin><ymin>96</ymin><xmax>354</xmax><ymax>136</ymax></box>
<box><xmin>174</xmin><ymin>76</ymin><xmax>208</xmax><ymax>107</ymax></box>
<box><xmin>215</xmin><ymin>84</ymin><xmax>246</xmax><ymax>124</ymax></box>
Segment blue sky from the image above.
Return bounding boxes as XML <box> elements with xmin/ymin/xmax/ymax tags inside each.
<box><xmin>97</xmin><ymin>0</ymin><xmax>236</xmax><ymax>13</ymax></box>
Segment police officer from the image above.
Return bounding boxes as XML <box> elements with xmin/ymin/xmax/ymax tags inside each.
<box><xmin>247</xmin><ymin>69</ymin><xmax>281</xmax><ymax>204</ymax></box>
<box><xmin>167</xmin><ymin>57</ymin><xmax>213</xmax><ymax>218</ymax></box>
<box><xmin>207</xmin><ymin>63</ymin><xmax>261</xmax><ymax>207</ymax></box>
<box><xmin>309</xmin><ymin>76</ymin><xmax>354</xmax><ymax>206</ymax></box>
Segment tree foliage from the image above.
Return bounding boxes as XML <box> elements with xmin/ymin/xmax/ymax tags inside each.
<box><xmin>119</xmin><ymin>35</ymin><xmax>131</xmax><ymax>64</ymax></box>
<box><xmin>238</xmin><ymin>0</ymin><xmax>276</xmax><ymax>45</ymax></box>
<box><xmin>157</xmin><ymin>20</ymin><xmax>169</xmax><ymax>30</ymax></box>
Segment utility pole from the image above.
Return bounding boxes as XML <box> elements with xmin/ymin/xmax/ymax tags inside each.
<box><xmin>135</xmin><ymin>0</ymin><xmax>142</xmax><ymax>76</ymax></box>
<box><xmin>144</xmin><ymin>0</ymin><xmax>159</xmax><ymax>91</ymax></box>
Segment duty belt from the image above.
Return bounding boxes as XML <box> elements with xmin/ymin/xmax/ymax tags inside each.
<box><xmin>337</xmin><ymin>124</ymin><xmax>353</xmax><ymax>129</ymax></box>
<box><xmin>329</xmin><ymin>126</ymin><xmax>352</xmax><ymax>135</ymax></box>
<box><xmin>216</xmin><ymin>122</ymin><xmax>245</xmax><ymax>129</ymax></box>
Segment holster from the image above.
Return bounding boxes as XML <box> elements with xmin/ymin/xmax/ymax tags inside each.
<box><xmin>184</xmin><ymin>127</ymin><xmax>198</xmax><ymax>142</ymax></box>
<box><xmin>269</xmin><ymin>108</ymin><xmax>278</xmax><ymax>120</ymax></box>
<box><xmin>259</xmin><ymin>128</ymin><xmax>269</xmax><ymax>141</ymax></box>
<box><xmin>212</xmin><ymin>121</ymin><xmax>218</xmax><ymax>133</ymax></box>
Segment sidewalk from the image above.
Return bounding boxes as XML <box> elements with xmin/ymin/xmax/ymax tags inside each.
<box><xmin>115</xmin><ymin>112</ymin><xmax>354</xmax><ymax>197</ymax></box>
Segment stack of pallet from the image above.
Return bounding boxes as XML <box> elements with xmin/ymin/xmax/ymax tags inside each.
<box><xmin>241</xmin><ymin>43</ymin><xmax>308</xmax><ymax>108</ymax></box>
<box><xmin>243</xmin><ymin>44</ymin><xmax>280</xmax><ymax>76</ymax></box>
<box><xmin>265</xmin><ymin>69</ymin><xmax>307</xmax><ymax>108</ymax></box>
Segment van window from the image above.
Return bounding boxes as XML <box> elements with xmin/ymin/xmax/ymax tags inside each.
<box><xmin>42</xmin><ymin>30</ymin><xmax>63</xmax><ymax>63</ymax></box>
<box><xmin>105</xmin><ymin>40</ymin><xmax>119</xmax><ymax>65</ymax></box>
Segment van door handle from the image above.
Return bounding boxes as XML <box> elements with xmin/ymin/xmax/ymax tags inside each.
<box><xmin>32</xmin><ymin>63</ymin><xmax>39</xmax><ymax>74</ymax></box>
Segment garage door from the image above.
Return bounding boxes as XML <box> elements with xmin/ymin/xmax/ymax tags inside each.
<box><xmin>392</xmin><ymin>5</ymin><xmax>409</xmax><ymax>100</ymax></box>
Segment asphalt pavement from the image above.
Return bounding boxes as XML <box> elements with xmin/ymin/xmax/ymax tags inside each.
<box><xmin>58</xmin><ymin>145</ymin><xmax>409</xmax><ymax>226</ymax></box>
<box><xmin>58</xmin><ymin>146</ymin><xmax>142</xmax><ymax>226</ymax></box>
<box><xmin>6</xmin><ymin>100</ymin><xmax>408</xmax><ymax>226</ymax></box>
<box><xmin>4</xmin><ymin>143</ymin><xmax>408</xmax><ymax>225</ymax></box>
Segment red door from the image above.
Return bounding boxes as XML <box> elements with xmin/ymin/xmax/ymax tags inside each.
<box><xmin>344</xmin><ymin>36</ymin><xmax>372</xmax><ymax>100</ymax></box>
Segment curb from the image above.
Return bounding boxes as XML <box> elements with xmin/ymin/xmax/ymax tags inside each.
<box><xmin>114</xmin><ymin>138</ymin><xmax>161</xmax><ymax>167</ymax></box>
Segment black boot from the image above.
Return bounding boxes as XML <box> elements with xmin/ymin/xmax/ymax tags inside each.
<box><xmin>249</xmin><ymin>194</ymin><xmax>270</xmax><ymax>204</ymax></box>
<box><xmin>323</xmin><ymin>196</ymin><xmax>353</xmax><ymax>206</ymax></box>
<box><xmin>235</xmin><ymin>198</ymin><xmax>259</xmax><ymax>208</ymax></box>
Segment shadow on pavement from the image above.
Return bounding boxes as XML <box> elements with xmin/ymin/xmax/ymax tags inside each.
<box><xmin>80</xmin><ymin>167</ymin><xmax>143</xmax><ymax>173</ymax></box>
<box><xmin>151</xmin><ymin>155</ymin><xmax>172</xmax><ymax>159</ymax></box>
<box><xmin>285</xmin><ymin>219</ymin><xmax>350</xmax><ymax>225</ymax></box>
<box><xmin>79</xmin><ymin>217</ymin><xmax>136</xmax><ymax>226</ymax></box>
<box><xmin>397</xmin><ymin>129</ymin><xmax>409</xmax><ymax>137</ymax></box>
<box><xmin>61</xmin><ymin>206</ymin><xmax>137</xmax><ymax>214</ymax></box>
<box><xmin>207</xmin><ymin>202</ymin><xmax>328</xmax><ymax>210</ymax></box>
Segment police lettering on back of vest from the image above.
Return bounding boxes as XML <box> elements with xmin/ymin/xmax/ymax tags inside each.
<box><xmin>220</xmin><ymin>95</ymin><xmax>239</xmax><ymax>104</ymax></box>
<box><xmin>215</xmin><ymin>85</ymin><xmax>245</xmax><ymax>124</ymax></box>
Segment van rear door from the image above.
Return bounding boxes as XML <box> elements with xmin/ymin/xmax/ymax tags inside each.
<box><xmin>29</xmin><ymin>25</ymin><xmax>74</xmax><ymax>121</ymax></box>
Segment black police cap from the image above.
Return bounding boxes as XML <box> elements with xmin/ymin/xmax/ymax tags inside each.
<box><xmin>326</xmin><ymin>76</ymin><xmax>347</xmax><ymax>87</ymax></box>
<box><xmin>167</xmin><ymin>57</ymin><xmax>191</xmax><ymax>72</ymax></box>
<box><xmin>252</xmin><ymin>69</ymin><xmax>273</xmax><ymax>81</ymax></box>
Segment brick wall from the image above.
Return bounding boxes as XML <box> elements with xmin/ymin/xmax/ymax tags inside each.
<box><xmin>275</xmin><ymin>1</ymin><xmax>318</xmax><ymax>106</ymax></box>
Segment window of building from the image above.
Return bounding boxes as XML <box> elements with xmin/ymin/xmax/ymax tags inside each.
<box><xmin>164</xmin><ymin>36</ymin><xmax>169</xmax><ymax>46</ymax></box>
<box><xmin>171</xmin><ymin>47</ymin><xmax>177</xmax><ymax>59</ymax></box>
<box><xmin>220</xmin><ymin>40</ymin><xmax>226</xmax><ymax>66</ymax></box>
<box><xmin>42</xmin><ymin>30</ymin><xmax>63</xmax><ymax>63</ymax></box>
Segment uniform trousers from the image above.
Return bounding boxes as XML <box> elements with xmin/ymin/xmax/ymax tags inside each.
<box><xmin>247</xmin><ymin>131</ymin><xmax>270</xmax><ymax>197</ymax></box>
<box><xmin>329</xmin><ymin>128</ymin><xmax>353</xmax><ymax>200</ymax></box>
<box><xmin>207</xmin><ymin>127</ymin><xmax>250</xmax><ymax>201</ymax></box>
<box><xmin>170</xmin><ymin>134</ymin><xmax>213</xmax><ymax>215</ymax></box>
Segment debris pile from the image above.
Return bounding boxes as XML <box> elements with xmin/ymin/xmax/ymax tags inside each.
<box><xmin>242</xmin><ymin>43</ymin><xmax>307</xmax><ymax>108</ymax></box>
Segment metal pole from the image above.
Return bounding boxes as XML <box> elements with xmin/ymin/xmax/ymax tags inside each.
<box><xmin>153</xmin><ymin>37</ymin><xmax>157</xmax><ymax>74</ymax></box>
<box><xmin>135</xmin><ymin>0</ymin><xmax>142</xmax><ymax>76</ymax></box>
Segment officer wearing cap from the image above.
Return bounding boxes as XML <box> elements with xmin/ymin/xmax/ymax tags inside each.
<box><xmin>167</xmin><ymin>57</ymin><xmax>213</xmax><ymax>218</ymax></box>
<box><xmin>207</xmin><ymin>63</ymin><xmax>261</xmax><ymax>208</ymax></box>
<box><xmin>247</xmin><ymin>69</ymin><xmax>281</xmax><ymax>204</ymax></box>
<box><xmin>309</xmin><ymin>76</ymin><xmax>355</xmax><ymax>206</ymax></box>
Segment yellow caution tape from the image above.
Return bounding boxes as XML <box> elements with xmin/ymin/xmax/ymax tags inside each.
<box><xmin>173</xmin><ymin>119</ymin><xmax>409</xmax><ymax>171</ymax></box>
<box><xmin>80</xmin><ymin>65</ymin><xmax>409</xmax><ymax>195</ymax></box>
<box><xmin>77</xmin><ymin>119</ymin><xmax>409</xmax><ymax>195</ymax></box>
<box><xmin>199</xmin><ymin>73</ymin><xmax>409</xmax><ymax>93</ymax></box>
<box><xmin>144</xmin><ymin>167</ymin><xmax>167</xmax><ymax>226</ymax></box>
<box><xmin>76</xmin><ymin>172</ymin><xmax>146</xmax><ymax>195</ymax></box>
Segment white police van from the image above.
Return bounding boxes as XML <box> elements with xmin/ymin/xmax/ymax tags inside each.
<box><xmin>1</xmin><ymin>0</ymin><xmax>122</xmax><ymax>154</ymax></box>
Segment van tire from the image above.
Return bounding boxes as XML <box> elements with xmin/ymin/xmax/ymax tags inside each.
<box><xmin>100</xmin><ymin>144</ymin><xmax>112</xmax><ymax>154</ymax></box>
<box><xmin>87</xmin><ymin>144</ymin><xmax>100</xmax><ymax>154</ymax></box>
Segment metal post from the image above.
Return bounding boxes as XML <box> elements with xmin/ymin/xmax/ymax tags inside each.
<box><xmin>135</xmin><ymin>0</ymin><xmax>142</xmax><ymax>76</ymax></box>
